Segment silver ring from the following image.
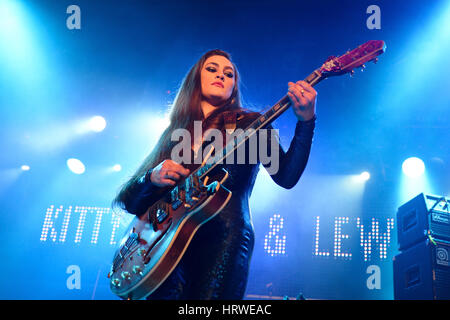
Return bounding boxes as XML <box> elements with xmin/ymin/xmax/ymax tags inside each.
<box><xmin>301</xmin><ymin>89</ymin><xmax>305</xmax><ymax>97</ymax></box>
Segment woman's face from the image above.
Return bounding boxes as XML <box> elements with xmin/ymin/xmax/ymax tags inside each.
<box><xmin>200</xmin><ymin>55</ymin><xmax>235</xmax><ymax>106</ymax></box>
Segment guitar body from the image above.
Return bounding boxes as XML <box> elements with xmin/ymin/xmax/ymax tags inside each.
<box><xmin>109</xmin><ymin>169</ymin><xmax>232</xmax><ymax>300</ymax></box>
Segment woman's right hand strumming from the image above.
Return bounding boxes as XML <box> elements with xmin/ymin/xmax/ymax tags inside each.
<box><xmin>150</xmin><ymin>160</ymin><xmax>190</xmax><ymax>187</ymax></box>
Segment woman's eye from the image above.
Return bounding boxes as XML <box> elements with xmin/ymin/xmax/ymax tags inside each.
<box><xmin>206</xmin><ymin>67</ymin><xmax>216</xmax><ymax>72</ymax></box>
<box><xmin>225</xmin><ymin>72</ymin><xmax>234</xmax><ymax>78</ymax></box>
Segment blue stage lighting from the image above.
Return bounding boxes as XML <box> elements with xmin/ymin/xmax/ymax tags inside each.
<box><xmin>0</xmin><ymin>1</ymin><xmax>31</xmax><ymax>61</ymax></box>
<box><xmin>402</xmin><ymin>157</ymin><xmax>425</xmax><ymax>178</ymax></box>
<box><xmin>0</xmin><ymin>0</ymin><xmax>48</xmax><ymax>86</ymax></box>
<box><xmin>21</xmin><ymin>165</ymin><xmax>30</xmax><ymax>171</ymax></box>
<box><xmin>67</xmin><ymin>158</ymin><xmax>85</xmax><ymax>174</ymax></box>
<box><xmin>112</xmin><ymin>164</ymin><xmax>122</xmax><ymax>172</ymax></box>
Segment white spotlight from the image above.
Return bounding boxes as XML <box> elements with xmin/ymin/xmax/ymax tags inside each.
<box><xmin>360</xmin><ymin>171</ymin><xmax>370</xmax><ymax>181</ymax></box>
<box><xmin>112</xmin><ymin>164</ymin><xmax>122</xmax><ymax>172</ymax></box>
<box><xmin>353</xmin><ymin>171</ymin><xmax>370</xmax><ymax>183</ymax></box>
<box><xmin>89</xmin><ymin>116</ymin><xmax>106</xmax><ymax>132</ymax></box>
<box><xmin>67</xmin><ymin>158</ymin><xmax>85</xmax><ymax>174</ymax></box>
<box><xmin>402</xmin><ymin>157</ymin><xmax>425</xmax><ymax>178</ymax></box>
<box><xmin>21</xmin><ymin>165</ymin><xmax>30</xmax><ymax>171</ymax></box>
<box><xmin>152</xmin><ymin>116</ymin><xmax>170</xmax><ymax>134</ymax></box>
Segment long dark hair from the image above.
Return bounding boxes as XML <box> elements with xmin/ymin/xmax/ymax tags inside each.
<box><xmin>113</xmin><ymin>49</ymin><xmax>248</xmax><ymax>210</ymax></box>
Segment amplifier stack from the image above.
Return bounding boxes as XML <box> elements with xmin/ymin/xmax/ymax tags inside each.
<box><xmin>394</xmin><ymin>193</ymin><xmax>450</xmax><ymax>300</ymax></box>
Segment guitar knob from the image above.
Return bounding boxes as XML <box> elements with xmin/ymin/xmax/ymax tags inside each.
<box><xmin>206</xmin><ymin>181</ymin><xmax>220</xmax><ymax>195</ymax></box>
<box><xmin>132</xmin><ymin>265</ymin><xmax>143</xmax><ymax>275</ymax></box>
<box><xmin>137</xmin><ymin>248</ymin><xmax>146</xmax><ymax>256</ymax></box>
<box><xmin>107</xmin><ymin>266</ymin><xmax>114</xmax><ymax>279</ymax></box>
<box><xmin>112</xmin><ymin>278</ymin><xmax>121</xmax><ymax>287</ymax></box>
<box><xmin>121</xmin><ymin>271</ymin><xmax>131</xmax><ymax>280</ymax></box>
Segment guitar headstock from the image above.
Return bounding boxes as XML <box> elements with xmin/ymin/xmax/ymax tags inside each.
<box><xmin>319</xmin><ymin>40</ymin><xmax>386</xmax><ymax>77</ymax></box>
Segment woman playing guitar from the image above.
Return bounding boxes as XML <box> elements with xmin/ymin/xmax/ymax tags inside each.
<box><xmin>112</xmin><ymin>49</ymin><xmax>316</xmax><ymax>299</ymax></box>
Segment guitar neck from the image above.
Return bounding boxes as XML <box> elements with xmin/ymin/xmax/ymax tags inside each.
<box><xmin>245</xmin><ymin>68</ymin><xmax>324</xmax><ymax>132</ymax></box>
<box><xmin>193</xmin><ymin>68</ymin><xmax>325</xmax><ymax>180</ymax></box>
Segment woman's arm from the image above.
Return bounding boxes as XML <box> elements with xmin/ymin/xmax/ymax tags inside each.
<box><xmin>264</xmin><ymin>79</ymin><xmax>317</xmax><ymax>188</ymax></box>
<box><xmin>121</xmin><ymin>160</ymin><xmax>190</xmax><ymax>216</ymax></box>
<box><xmin>262</xmin><ymin>117</ymin><xmax>315</xmax><ymax>189</ymax></box>
<box><xmin>120</xmin><ymin>169</ymin><xmax>165</xmax><ymax>216</ymax></box>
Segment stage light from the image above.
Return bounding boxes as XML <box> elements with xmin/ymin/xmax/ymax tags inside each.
<box><xmin>398</xmin><ymin>157</ymin><xmax>433</xmax><ymax>205</ymax></box>
<box><xmin>21</xmin><ymin>165</ymin><xmax>30</xmax><ymax>171</ymax></box>
<box><xmin>360</xmin><ymin>171</ymin><xmax>370</xmax><ymax>181</ymax></box>
<box><xmin>402</xmin><ymin>157</ymin><xmax>425</xmax><ymax>178</ymax></box>
<box><xmin>145</xmin><ymin>114</ymin><xmax>170</xmax><ymax>138</ymax></box>
<box><xmin>351</xmin><ymin>171</ymin><xmax>370</xmax><ymax>183</ymax></box>
<box><xmin>0</xmin><ymin>0</ymin><xmax>49</xmax><ymax>91</ymax></box>
<box><xmin>67</xmin><ymin>158</ymin><xmax>85</xmax><ymax>174</ymax></box>
<box><xmin>356</xmin><ymin>171</ymin><xmax>370</xmax><ymax>182</ymax></box>
<box><xmin>73</xmin><ymin>116</ymin><xmax>107</xmax><ymax>135</ymax></box>
<box><xmin>0</xmin><ymin>1</ymin><xmax>34</xmax><ymax>66</ymax></box>
<box><xmin>103</xmin><ymin>164</ymin><xmax>123</xmax><ymax>174</ymax></box>
<box><xmin>380</xmin><ymin>1</ymin><xmax>450</xmax><ymax>122</ymax></box>
<box><xmin>88</xmin><ymin>116</ymin><xmax>106</xmax><ymax>132</ymax></box>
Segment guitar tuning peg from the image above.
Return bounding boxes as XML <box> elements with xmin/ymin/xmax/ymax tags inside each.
<box><xmin>350</xmin><ymin>70</ymin><xmax>355</xmax><ymax>77</ymax></box>
<box><xmin>373</xmin><ymin>58</ymin><xmax>378</xmax><ymax>64</ymax></box>
<box><xmin>360</xmin><ymin>64</ymin><xmax>366</xmax><ymax>71</ymax></box>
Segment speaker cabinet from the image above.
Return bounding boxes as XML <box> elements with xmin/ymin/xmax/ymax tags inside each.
<box><xmin>397</xmin><ymin>193</ymin><xmax>450</xmax><ymax>251</ymax></box>
<box><xmin>394</xmin><ymin>238</ymin><xmax>450</xmax><ymax>300</ymax></box>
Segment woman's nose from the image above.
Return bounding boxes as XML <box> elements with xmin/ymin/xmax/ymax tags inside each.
<box><xmin>216</xmin><ymin>74</ymin><xmax>224</xmax><ymax>80</ymax></box>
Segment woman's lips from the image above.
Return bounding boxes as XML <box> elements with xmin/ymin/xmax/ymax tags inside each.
<box><xmin>212</xmin><ymin>82</ymin><xmax>224</xmax><ymax>88</ymax></box>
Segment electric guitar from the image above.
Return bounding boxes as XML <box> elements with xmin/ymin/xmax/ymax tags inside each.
<box><xmin>109</xmin><ymin>40</ymin><xmax>386</xmax><ymax>299</ymax></box>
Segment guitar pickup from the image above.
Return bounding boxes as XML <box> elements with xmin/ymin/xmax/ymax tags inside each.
<box><xmin>156</xmin><ymin>208</ymin><xmax>168</xmax><ymax>224</ymax></box>
<box><xmin>171</xmin><ymin>199</ymin><xmax>182</xmax><ymax>210</ymax></box>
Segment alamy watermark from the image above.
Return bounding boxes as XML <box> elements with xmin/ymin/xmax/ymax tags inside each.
<box><xmin>66</xmin><ymin>264</ymin><xmax>81</xmax><ymax>290</ymax></box>
<box><xmin>366</xmin><ymin>5</ymin><xmax>381</xmax><ymax>30</ymax></box>
<box><xmin>66</xmin><ymin>5</ymin><xmax>81</xmax><ymax>30</ymax></box>
<box><xmin>170</xmin><ymin>121</ymin><xmax>280</xmax><ymax>175</ymax></box>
